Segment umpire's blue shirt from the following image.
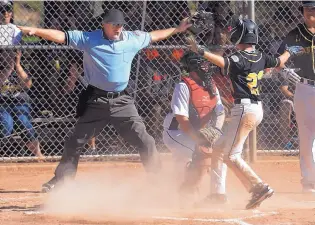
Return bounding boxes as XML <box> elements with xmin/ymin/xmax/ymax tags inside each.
<box><xmin>65</xmin><ymin>30</ymin><xmax>151</xmax><ymax>92</ymax></box>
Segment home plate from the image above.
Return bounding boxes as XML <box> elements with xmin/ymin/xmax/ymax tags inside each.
<box><xmin>152</xmin><ymin>211</ymin><xmax>278</xmax><ymax>225</ymax></box>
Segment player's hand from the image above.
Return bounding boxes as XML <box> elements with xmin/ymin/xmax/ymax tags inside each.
<box><xmin>17</xmin><ymin>26</ymin><xmax>38</xmax><ymax>35</ymax></box>
<box><xmin>185</xmin><ymin>35</ymin><xmax>205</xmax><ymax>56</ymax></box>
<box><xmin>280</xmin><ymin>68</ymin><xmax>301</xmax><ymax>84</ymax></box>
<box><xmin>186</xmin><ymin>35</ymin><xmax>199</xmax><ymax>53</ymax></box>
<box><xmin>176</xmin><ymin>18</ymin><xmax>192</xmax><ymax>33</ymax></box>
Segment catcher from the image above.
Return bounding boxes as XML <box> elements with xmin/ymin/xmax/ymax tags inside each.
<box><xmin>163</xmin><ymin>51</ymin><xmax>227</xmax><ymax>204</ymax></box>
<box><xmin>185</xmin><ymin>16</ymin><xmax>304</xmax><ymax>209</ymax></box>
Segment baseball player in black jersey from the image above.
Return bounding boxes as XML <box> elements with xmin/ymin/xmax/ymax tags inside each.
<box><xmin>278</xmin><ymin>1</ymin><xmax>315</xmax><ymax>193</ymax></box>
<box><xmin>186</xmin><ymin>16</ymin><xmax>303</xmax><ymax>209</ymax></box>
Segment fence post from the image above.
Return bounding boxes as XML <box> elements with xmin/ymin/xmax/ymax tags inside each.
<box><xmin>134</xmin><ymin>1</ymin><xmax>148</xmax><ymax>101</ymax></box>
<box><xmin>247</xmin><ymin>0</ymin><xmax>257</xmax><ymax>163</ymax></box>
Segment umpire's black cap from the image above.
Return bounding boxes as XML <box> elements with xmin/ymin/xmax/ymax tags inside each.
<box><xmin>102</xmin><ymin>9</ymin><xmax>126</xmax><ymax>25</ymax></box>
<box><xmin>302</xmin><ymin>1</ymin><xmax>315</xmax><ymax>7</ymax></box>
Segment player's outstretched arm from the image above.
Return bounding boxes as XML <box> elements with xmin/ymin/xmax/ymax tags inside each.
<box><xmin>186</xmin><ymin>36</ymin><xmax>225</xmax><ymax>68</ymax></box>
<box><xmin>17</xmin><ymin>26</ymin><xmax>66</xmax><ymax>44</ymax></box>
<box><xmin>277</xmin><ymin>51</ymin><xmax>291</xmax><ymax>68</ymax></box>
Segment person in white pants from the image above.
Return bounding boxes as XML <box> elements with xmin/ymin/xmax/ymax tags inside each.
<box><xmin>163</xmin><ymin>51</ymin><xmax>227</xmax><ymax>204</ymax></box>
<box><xmin>186</xmin><ymin>16</ymin><xmax>302</xmax><ymax>209</ymax></box>
<box><xmin>278</xmin><ymin>1</ymin><xmax>315</xmax><ymax>193</ymax></box>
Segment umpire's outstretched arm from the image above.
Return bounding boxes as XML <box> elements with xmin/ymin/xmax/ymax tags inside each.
<box><xmin>17</xmin><ymin>26</ymin><xmax>66</xmax><ymax>44</ymax></box>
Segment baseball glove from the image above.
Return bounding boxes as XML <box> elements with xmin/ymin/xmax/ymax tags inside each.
<box><xmin>285</xmin><ymin>45</ymin><xmax>305</xmax><ymax>57</ymax></box>
<box><xmin>187</xmin><ymin>10</ymin><xmax>214</xmax><ymax>35</ymax></box>
<box><xmin>198</xmin><ymin>126</ymin><xmax>222</xmax><ymax>147</ymax></box>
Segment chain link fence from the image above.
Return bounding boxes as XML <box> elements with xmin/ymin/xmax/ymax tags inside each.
<box><xmin>0</xmin><ymin>1</ymin><xmax>303</xmax><ymax>162</ymax></box>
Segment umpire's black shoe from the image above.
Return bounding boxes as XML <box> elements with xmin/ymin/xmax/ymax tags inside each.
<box><xmin>42</xmin><ymin>176</ymin><xmax>58</xmax><ymax>193</ymax></box>
<box><xmin>246</xmin><ymin>183</ymin><xmax>274</xmax><ymax>210</ymax></box>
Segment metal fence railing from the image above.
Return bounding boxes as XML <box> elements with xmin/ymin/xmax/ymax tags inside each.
<box><xmin>0</xmin><ymin>1</ymin><xmax>302</xmax><ymax>162</ymax></box>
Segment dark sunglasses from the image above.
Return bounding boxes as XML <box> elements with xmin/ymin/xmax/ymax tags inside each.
<box><xmin>0</xmin><ymin>5</ymin><xmax>13</xmax><ymax>14</ymax></box>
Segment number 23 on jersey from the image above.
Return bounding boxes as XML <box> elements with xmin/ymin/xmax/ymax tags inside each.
<box><xmin>246</xmin><ymin>71</ymin><xmax>264</xmax><ymax>96</ymax></box>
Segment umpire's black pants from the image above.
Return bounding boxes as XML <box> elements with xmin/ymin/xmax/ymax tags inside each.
<box><xmin>54</xmin><ymin>85</ymin><xmax>160</xmax><ymax>180</ymax></box>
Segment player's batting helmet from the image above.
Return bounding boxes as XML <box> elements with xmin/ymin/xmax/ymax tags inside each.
<box><xmin>229</xmin><ymin>15</ymin><xmax>258</xmax><ymax>45</ymax></box>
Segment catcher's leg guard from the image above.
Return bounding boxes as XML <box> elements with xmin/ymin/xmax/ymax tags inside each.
<box><xmin>180</xmin><ymin>145</ymin><xmax>212</xmax><ymax>193</ymax></box>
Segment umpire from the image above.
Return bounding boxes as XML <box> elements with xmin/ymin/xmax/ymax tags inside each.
<box><xmin>18</xmin><ymin>9</ymin><xmax>191</xmax><ymax>192</ymax></box>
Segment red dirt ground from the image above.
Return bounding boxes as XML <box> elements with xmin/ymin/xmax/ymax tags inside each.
<box><xmin>1</xmin><ymin>157</ymin><xmax>315</xmax><ymax>225</ymax></box>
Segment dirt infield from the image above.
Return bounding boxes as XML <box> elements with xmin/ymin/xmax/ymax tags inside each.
<box><xmin>1</xmin><ymin>158</ymin><xmax>315</xmax><ymax>225</ymax></box>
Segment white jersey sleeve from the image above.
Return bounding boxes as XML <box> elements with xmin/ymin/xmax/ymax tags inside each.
<box><xmin>171</xmin><ymin>82</ymin><xmax>190</xmax><ymax>117</ymax></box>
<box><xmin>214</xmin><ymin>87</ymin><xmax>225</xmax><ymax>116</ymax></box>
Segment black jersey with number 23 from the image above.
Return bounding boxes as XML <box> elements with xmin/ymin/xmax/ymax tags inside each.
<box><xmin>222</xmin><ymin>50</ymin><xmax>280</xmax><ymax>101</ymax></box>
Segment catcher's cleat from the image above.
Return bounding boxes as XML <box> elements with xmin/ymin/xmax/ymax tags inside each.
<box><xmin>41</xmin><ymin>176</ymin><xmax>58</xmax><ymax>193</ymax></box>
<box><xmin>194</xmin><ymin>194</ymin><xmax>228</xmax><ymax>208</ymax></box>
<box><xmin>246</xmin><ymin>183</ymin><xmax>274</xmax><ymax>210</ymax></box>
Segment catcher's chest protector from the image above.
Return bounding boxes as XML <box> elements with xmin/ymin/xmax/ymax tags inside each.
<box><xmin>182</xmin><ymin>77</ymin><xmax>217</xmax><ymax>129</ymax></box>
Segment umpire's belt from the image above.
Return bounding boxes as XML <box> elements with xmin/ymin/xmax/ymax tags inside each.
<box><xmin>234</xmin><ymin>98</ymin><xmax>259</xmax><ymax>104</ymax></box>
<box><xmin>89</xmin><ymin>85</ymin><xmax>127</xmax><ymax>98</ymax></box>
<box><xmin>300</xmin><ymin>77</ymin><xmax>315</xmax><ymax>86</ymax></box>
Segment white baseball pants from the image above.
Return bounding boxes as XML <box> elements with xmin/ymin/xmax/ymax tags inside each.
<box><xmin>212</xmin><ymin>99</ymin><xmax>264</xmax><ymax>192</ymax></box>
<box><xmin>294</xmin><ymin>82</ymin><xmax>315</xmax><ymax>186</ymax></box>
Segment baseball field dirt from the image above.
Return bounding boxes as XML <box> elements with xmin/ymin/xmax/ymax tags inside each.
<box><xmin>1</xmin><ymin>158</ymin><xmax>315</xmax><ymax>225</ymax></box>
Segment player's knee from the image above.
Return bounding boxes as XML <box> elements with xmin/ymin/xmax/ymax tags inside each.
<box><xmin>242</xmin><ymin>119</ymin><xmax>255</xmax><ymax>130</ymax></box>
<box><xmin>227</xmin><ymin>153</ymin><xmax>242</xmax><ymax>164</ymax></box>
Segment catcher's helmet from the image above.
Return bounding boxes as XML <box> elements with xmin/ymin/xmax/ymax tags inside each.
<box><xmin>229</xmin><ymin>16</ymin><xmax>258</xmax><ymax>45</ymax></box>
<box><xmin>180</xmin><ymin>51</ymin><xmax>216</xmax><ymax>96</ymax></box>
<box><xmin>0</xmin><ymin>1</ymin><xmax>13</xmax><ymax>14</ymax></box>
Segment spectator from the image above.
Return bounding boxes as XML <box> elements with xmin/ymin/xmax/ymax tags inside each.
<box><xmin>0</xmin><ymin>51</ymin><xmax>44</xmax><ymax>159</ymax></box>
<box><xmin>278</xmin><ymin>74</ymin><xmax>298</xmax><ymax>149</ymax></box>
<box><xmin>199</xmin><ymin>1</ymin><xmax>233</xmax><ymax>49</ymax></box>
<box><xmin>0</xmin><ymin>0</ymin><xmax>43</xmax><ymax>159</ymax></box>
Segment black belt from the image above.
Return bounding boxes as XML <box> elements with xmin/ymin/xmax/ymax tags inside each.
<box><xmin>103</xmin><ymin>90</ymin><xmax>126</xmax><ymax>98</ymax></box>
<box><xmin>88</xmin><ymin>85</ymin><xmax>127</xmax><ymax>99</ymax></box>
<box><xmin>234</xmin><ymin>99</ymin><xmax>259</xmax><ymax>104</ymax></box>
<box><xmin>300</xmin><ymin>78</ymin><xmax>315</xmax><ymax>86</ymax></box>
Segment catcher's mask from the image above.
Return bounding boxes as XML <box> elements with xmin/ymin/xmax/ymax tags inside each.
<box><xmin>180</xmin><ymin>51</ymin><xmax>216</xmax><ymax>96</ymax></box>
<box><xmin>180</xmin><ymin>51</ymin><xmax>210</xmax><ymax>81</ymax></box>
<box><xmin>229</xmin><ymin>15</ymin><xmax>258</xmax><ymax>45</ymax></box>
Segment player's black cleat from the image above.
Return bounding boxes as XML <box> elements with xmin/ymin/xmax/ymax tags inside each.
<box><xmin>41</xmin><ymin>176</ymin><xmax>58</xmax><ymax>193</ymax></box>
<box><xmin>246</xmin><ymin>183</ymin><xmax>274</xmax><ymax>210</ymax></box>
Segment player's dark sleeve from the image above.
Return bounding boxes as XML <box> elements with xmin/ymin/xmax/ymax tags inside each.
<box><xmin>277</xmin><ymin>29</ymin><xmax>297</xmax><ymax>55</ymax></box>
<box><xmin>222</xmin><ymin>54</ymin><xmax>244</xmax><ymax>77</ymax></box>
<box><xmin>263</xmin><ymin>53</ymin><xmax>280</xmax><ymax>68</ymax></box>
